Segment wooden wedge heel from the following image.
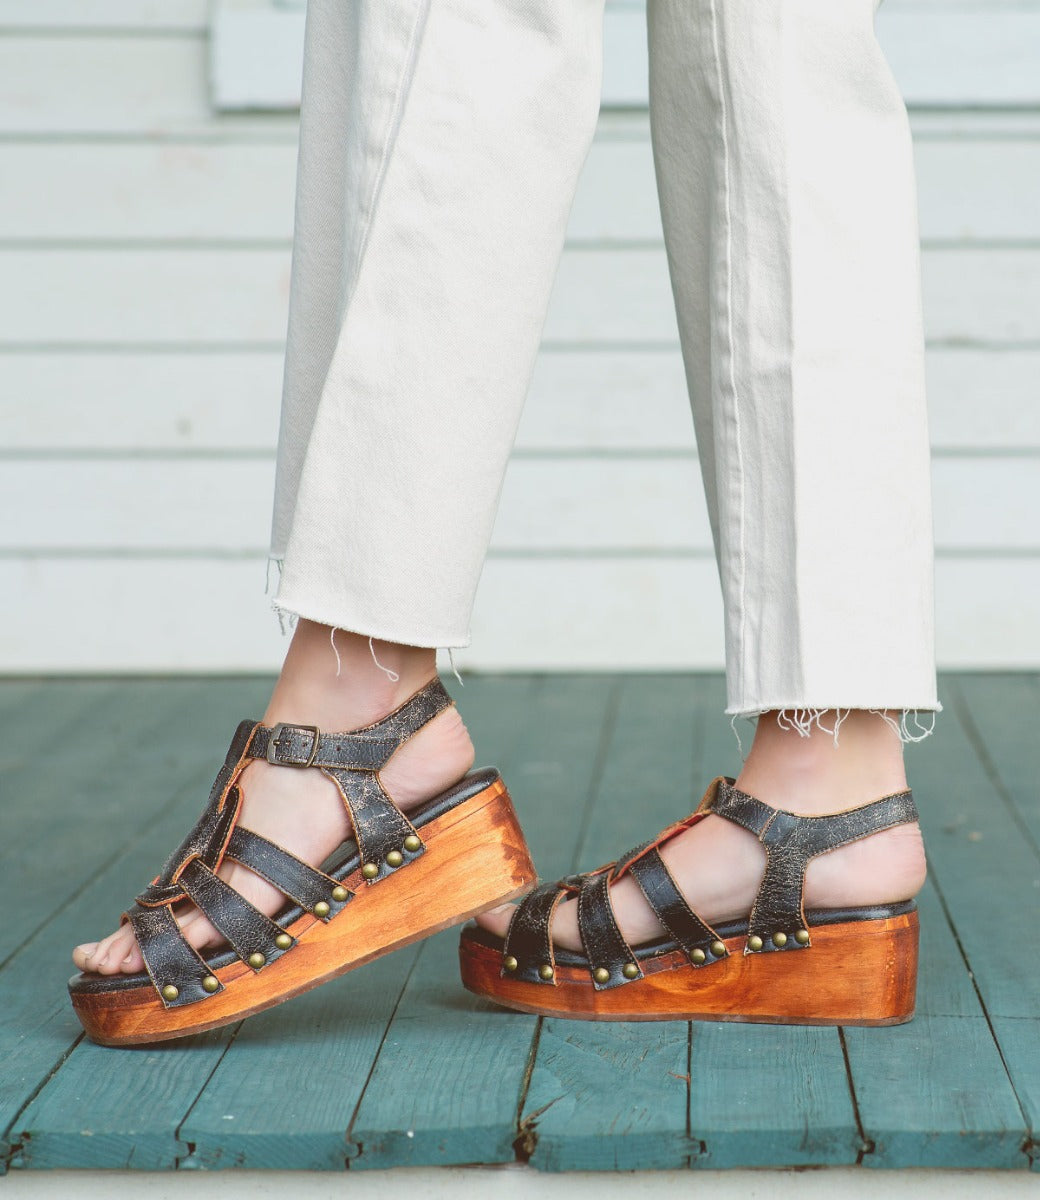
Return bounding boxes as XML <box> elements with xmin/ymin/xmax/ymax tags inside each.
<box><xmin>70</xmin><ymin>680</ymin><xmax>536</xmax><ymax>1046</ymax></box>
<box><xmin>459</xmin><ymin>776</ymin><xmax>920</xmax><ymax>1026</ymax></box>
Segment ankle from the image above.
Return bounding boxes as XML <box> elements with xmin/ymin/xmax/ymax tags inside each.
<box><xmin>265</xmin><ymin>621</ymin><xmax>438</xmax><ymax>731</ymax></box>
<box><xmin>735</xmin><ymin>709</ymin><xmax>908</xmax><ymax>815</ymax></box>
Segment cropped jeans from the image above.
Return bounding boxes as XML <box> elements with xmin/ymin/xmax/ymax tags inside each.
<box><xmin>269</xmin><ymin>0</ymin><xmax>939</xmax><ymax>730</ymax></box>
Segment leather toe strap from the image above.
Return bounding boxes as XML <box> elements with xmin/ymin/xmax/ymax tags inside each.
<box><xmin>627</xmin><ymin>847</ymin><xmax>728</xmax><ymax>967</ymax></box>
<box><xmin>576</xmin><ymin>870</ymin><xmax>642</xmax><ymax>989</ymax></box>
<box><xmin>179</xmin><ymin>857</ymin><xmax>296</xmax><ymax>969</ymax></box>
<box><xmin>225</xmin><ymin>826</ymin><xmax>353</xmax><ymax>918</ymax></box>
<box><xmin>501</xmin><ymin>881</ymin><xmax>568</xmax><ymax>984</ymax></box>
<box><xmin>127</xmin><ymin>903</ymin><xmax>222</xmax><ymax>1008</ymax></box>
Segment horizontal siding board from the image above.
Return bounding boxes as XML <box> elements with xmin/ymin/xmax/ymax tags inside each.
<box><xmin>4</xmin><ymin>13</ymin><xmax>1040</xmax><ymax>135</ymax></box>
<box><xmin>0</xmin><ymin>143</ymin><xmax>298</xmax><ymax>241</ymax></box>
<box><xmin>3</xmin><ymin>348</ymin><xmax>1038</xmax><ymax>454</ymax></box>
<box><xmin>0</xmin><ymin>0</ymin><xmax>208</xmax><ymax>29</ymax></box>
<box><xmin>1</xmin><ymin>247</ymin><xmax>1037</xmax><ymax>347</ymax></box>
<box><xmin>0</xmin><ymin>36</ymin><xmax>212</xmax><ymax>135</ymax></box>
<box><xmin>210</xmin><ymin>6</ymin><xmax>1040</xmax><ymax>111</ymax></box>
<box><xmin>2</xmin><ymin>456</ymin><xmax>1037</xmax><ymax>554</ymax></box>
<box><xmin>6</xmin><ymin>133</ymin><xmax>1040</xmax><ymax>245</ymax></box>
<box><xmin>2</xmin><ymin>555</ymin><xmax>1039</xmax><ymax>672</ymax></box>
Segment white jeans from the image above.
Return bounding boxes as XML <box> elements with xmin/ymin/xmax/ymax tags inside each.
<box><xmin>271</xmin><ymin>0</ymin><xmax>939</xmax><ymax>727</ymax></box>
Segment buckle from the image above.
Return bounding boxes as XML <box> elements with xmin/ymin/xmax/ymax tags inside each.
<box><xmin>266</xmin><ymin>723</ymin><xmax>321</xmax><ymax>768</ymax></box>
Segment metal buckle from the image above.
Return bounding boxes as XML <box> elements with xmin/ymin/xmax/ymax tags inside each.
<box><xmin>266</xmin><ymin>723</ymin><xmax>321</xmax><ymax>768</ymax></box>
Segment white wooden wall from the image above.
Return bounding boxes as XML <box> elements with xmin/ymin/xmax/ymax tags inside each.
<box><xmin>2</xmin><ymin>1</ymin><xmax>1039</xmax><ymax>672</ymax></box>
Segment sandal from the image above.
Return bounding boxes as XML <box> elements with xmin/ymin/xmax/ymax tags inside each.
<box><xmin>70</xmin><ymin>679</ymin><xmax>536</xmax><ymax>1046</ymax></box>
<box><xmin>459</xmin><ymin>776</ymin><xmax>920</xmax><ymax>1026</ymax></box>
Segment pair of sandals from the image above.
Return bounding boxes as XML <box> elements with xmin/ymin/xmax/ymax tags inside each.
<box><xmin>70</xmin><ymin>679</ymin><xmax>921</xmax><ymax>1046</ymax></box>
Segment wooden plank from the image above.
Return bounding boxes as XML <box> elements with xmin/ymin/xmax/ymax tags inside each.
<box><xmin>182</xmin><ymin>676</ymin><xmax>547</xmax><ymax>1170</ymax></box>
<box><xmin>689</xmin><ymin>1024</ymin><xmax>861</xmax><ymax>1169</ymax></box>
<box><xmin>989</xmin><ymin>1017</ymin><xmax>1040</xmax><ymax>1170</ymax></box>
<box><xmin>178</xmin><ymin>948</ymin><xmax>422</xmax><ymax>1169</ymax></box>
<box><xmin>943</xmin><ymin>673</ymin><xmax>1040</xmax><ymax>1160</ymax></box>
<box><xmin>11</xmin><ymin>1029</ymin><xmax>233</xmax><ymax>1170</ymax></box>
<box><xmin>842</xmin><ymin>686</ymin><xmax>1032</xmax><ymax>1169</ymax></box>
<box><xmin>521</xmin><ymin>1022</ymin><xmax>691</xmax><ymax>1172</ymax></box>
<box><xmin>0</xmin><ymin>677</ymin><xmax>119</xmax><ymax>773</ymax></box>
<box><xmin>0</xmin><ymin>679</ymin><xmax>270</xmax><ymax>1167</ymax></box>
<box><xmin>949</xmin><ymin>673</ymin><xmax>1040</xmax><ymax>866</ymax></box>
<box><xmin>846</xmin><ymin>1016</ymin><xmax>1029</xmax><ymax>1169</ymax></box>
<box><xmin>1</xmin><ymin>248</ymin><xmax>1036</xmax><ymax>348</ymax></box>
<box><xmin>3</xmin><ymin>348</ymin><xmax>1038</xmax><ymax>455</ymax></box>
<box><xmin>522</xmin><ymin>677</ymin><xmax>700</xmax><ymax>1172</ymax></box>
<box><xmin>348</xmin><ymin>676</ymin><xmax>616</xmax><ymax>1169</ymax></box>
<box><xmin>684</xmin><ymin>675</ymin><xmax>861</xmax><ymax>1169</ymax></box>
<box><xmin>911</xmin><ymin>680</ymin><xmax>1040</xmax><ymax>1022</ymax></box>
<box><xmin>0</xmin><ymin>679</ymin><xmax>225</xmax><ymax>964</ymax></box>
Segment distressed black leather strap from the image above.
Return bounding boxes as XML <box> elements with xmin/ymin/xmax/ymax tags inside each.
<box><xmin>127</xmin><ymin>903</ymin><xmax>220</xmax><ymax>1008</ymax></box>
<box><xmin>628</xmin><ymin>848</ymin><xmax>727</xmax><ymax>967</ymax></box>
<box><xmin>576</xmin><ymin>871</ymin><xmax>641</xmax><ymax>989</ymax></box>
<box><xmin>324</xmin><ymin>770</ymin><xmax>424</xmax><ymax>883</ymax></box>
<box><xmin>502</xmin><ymin>881</ymin><xmax>567</xmax><ymax>985</ymax></box>
<box><xmin>709</xmin><ymin>780</ymin><xmax>919</xmax><ymax>952</ymax></box>
<box><xmin>138</xmin><ymin>738</ymin><xmax>250</xmax><ymax>907</ymax></box>
<box><xmin>247</xmin><ymin>679</ymin><xmax>453</xmax><ymax>771</ymax></box>
<box><xmin>179</xmin><ymin>857</ymin><xmax>295</xmax><ymax>967</ymax></box>
<box><xmin>225</xmin><ymin>826</ymin><xmax>352</xmax><ymax>917</ymax></box>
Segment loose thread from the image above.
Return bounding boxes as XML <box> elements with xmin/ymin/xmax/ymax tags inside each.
<box><xmin>369</xmin><ymin>637</ymin><xmax>400</xmax><ymax>683</ymax></box>
<box><xmin>447</xmin><ymin>648</ymin><xmax>464</xmax><ymax>687</ymax></box>
<box><xmin>330</xmin><ymin>626</ymin><xmax>342</xmax><ymax>677</ymax></box>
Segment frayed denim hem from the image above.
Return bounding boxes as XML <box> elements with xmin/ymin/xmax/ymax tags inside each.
<box><xmin>726</xmin><ymin>705</ymin><xmax>941</xmax><ymax>756</ymax></box>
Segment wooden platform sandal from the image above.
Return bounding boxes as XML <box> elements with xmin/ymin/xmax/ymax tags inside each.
<box><xmin>459</xmin><ymin>776</ymin><xmax>920</xmax><ymax>1026</ymax></box>
<box><xmin>70</xmin><ymin>679</ymin><xmax>536</xmax><ymax>1046</ymax></box>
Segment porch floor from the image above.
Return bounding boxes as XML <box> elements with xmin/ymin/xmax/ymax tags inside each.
<box><xmin>1</xmin><ymin>673</ymin><xmax>1037</xmax><ymax>1173</ymax></box>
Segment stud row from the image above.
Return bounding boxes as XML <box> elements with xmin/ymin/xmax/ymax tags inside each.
<box><xmin>360</xmin><ymin>834</ymin><xmax>422</xmax><ymax>879</ymax></box>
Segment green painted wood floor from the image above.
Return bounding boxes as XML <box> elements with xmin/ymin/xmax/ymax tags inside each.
<box><xmin>1</xmin><ymin>674</ymin><xmax>1037</xmax><ymax>1173</ymax></box>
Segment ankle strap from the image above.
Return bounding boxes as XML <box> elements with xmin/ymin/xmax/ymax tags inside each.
<box><xmin>707</xmin><ymin>778</ymin><xmax>918</xmax><ymax>953</ymax></box>
<box><xmin>246</xmin><ymin>678</ymin><xmax>453</xmax><ymax>771</ymax></box>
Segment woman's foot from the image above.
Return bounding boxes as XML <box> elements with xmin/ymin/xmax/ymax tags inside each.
<box><xmin>72</xmin><ymin>622</ymin><xmax>475</xmax><ymax>976</ymax></box>
<box><xmin>477</xmin><ymin>708</ymin><xmax>927</xmax><ymax>951</ymax></box>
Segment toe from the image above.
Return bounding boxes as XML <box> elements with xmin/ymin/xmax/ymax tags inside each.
<box><xmin>88</xmin><ymin>926</ymin><xmax>136</xmax><ymax>975</ymax></box>
<box><xmin>72</xmin><ymin>942</ymin><xmax>99</xmax><ymax>971</ymax></box>
<box><xmin>474</xmin><ymin>902</ymin><xmax>515</xmax><ymax>939</ymax></box>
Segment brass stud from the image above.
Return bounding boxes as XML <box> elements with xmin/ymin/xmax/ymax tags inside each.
<box><xmin>403</xmin><ymin>834</ymin><xmax>422</xmax><ymax>853</ymax></box>
<box><xmin>361</xmin><ymin>862</ymin><xmax>379</xmax><ymax>880</ymax></box>
<box><xmin>593</xmin><ymin>967</ymin><xmax>611</xmax><ymax>984</ymax></box>
<box><xmin>386</xmin><ymin>849</ymin><xmax>404</xmax><ymax>868</ymax></box>
<box><xmin>622</xmin><ymin>963</ymin><xmax>640</xmax><ymax>980</ymax></box>
<box><xmin>331</xmin><ymin>885</ymin><xmax>349</xmax><ymax>902</ymax></box>
<box><xmin>538</xmin><ymin>963</ymin><xmax>555</xmax><ymax>981</ymax></box>
<box><xmin>773</xmin><ymin>931</ymin><xmax>788</xmax><ymax>948</ymax></box>
<box><xmin>247</xmin><ymin>952</ymin><xmax>266</xmax><ymax>969</ymax></box>
<box><xmin>313</xmin><ymin>901</ymin><xmax>331</xmax><ymax>918</ymax></box>
<box><xmin>275</xmin><ymin>933</ymin><xmax>292</xmax><ymax>950</ymax></box>
<box><xmin>690</xmin><ymin>948</ymin><xmax>707</xmax><ymax>965</ymax></box>
<box><xmin>748</xmin><ymin>935</ymin><xmax>764</xmax><ymax>953</ymax></box>
<box><xmin>202</xmin><ymin>975</ymin><xmax>220</xmax><ymax>994</ymax></box>
<box><xmin>503</xmin><ymin>955</ymin><xmax>519</xmax><ymax>973</ymax></box>
<box><xmin>795</xmin><ymin>929</ymin><xmax>811</xmax><ymax>946</ymax></box>
<box><xmin>161</xmin><ymin>984</ymin><xmax>179</xmax><ymax>1002</ymax></box>
<box><xmin>710</xmin><ymin>940</ymin><xmax>727</xmax><ymax>958</ymax></box>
